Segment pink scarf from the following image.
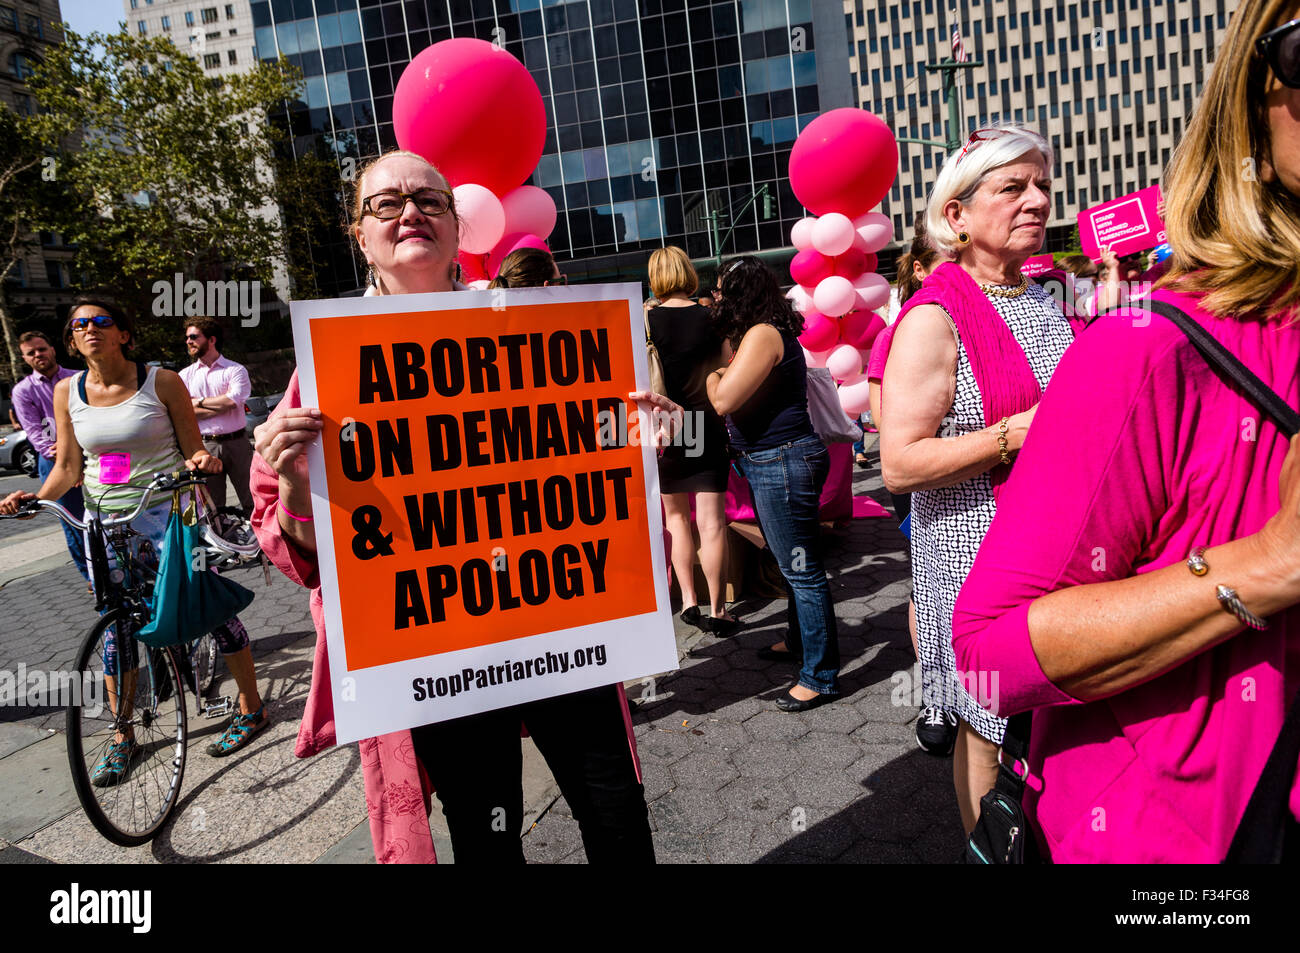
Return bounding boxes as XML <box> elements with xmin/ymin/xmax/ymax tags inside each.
<box><xmin>894</xmin><ymin>262</ymin><xmax>1045</xmax><ymax>499</ymax></box>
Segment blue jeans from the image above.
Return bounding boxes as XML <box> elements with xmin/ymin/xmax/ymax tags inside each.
<box><xmin>39</xmin><ymin>454</ymin><xmax>88</xmax><ymax>580</ymax></box>
<box><xmin>735</xmin><ymin>434</ymin><xmax>840</xmax><ymax>695</ymax></box>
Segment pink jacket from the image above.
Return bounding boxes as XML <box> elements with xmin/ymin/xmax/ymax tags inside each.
<box><xmin>952</xmin><ymin>288</ymin><xmax>1300</xmax><ymax>862</ymax></box>
<box><xmin>250</xmin><ymin>371</ymin><xmax>641</xmax><ymax>863</ymax></box>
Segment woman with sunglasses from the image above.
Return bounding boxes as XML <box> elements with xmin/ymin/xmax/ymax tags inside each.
<box><xmin>0</xmin><ymin>296</ymin><xmax>268</xmax><ymax>781</ymax></box>
<box><xmin>707</xmin><ymin>256</ymin><xmax>841</xmax><ymax>712</ymax></box>
<box><xmin>952</xmin><ymin>0</ymin><xmax>1300</xmax><ymax>861</ymax></box>
<box><xmin>877</xmin><ymin>126</ymin><xmax>1074</xmax><ymax>834</ymax></box>
<box><xmin>249</xmin><ymin>149</ymin><xmax>671</xmax><ymax>864</ymax></box>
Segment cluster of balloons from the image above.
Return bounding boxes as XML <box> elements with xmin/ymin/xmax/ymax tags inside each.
<box><xmin>785</xmin><ymin>109</ymin><xmax>900</xmax><ymax>416</ymax></box>
<box><xmin>392</xmin><ymin>38</ymin><xmax>558</xmax><ymax>287</ymax></box>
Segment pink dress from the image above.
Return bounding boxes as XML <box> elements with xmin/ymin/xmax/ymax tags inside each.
<box><xmin>250</xmin><ymin>372</ymin><xmax>641</xmax><ymax>863</ymax></box>
<box><xmin>952</xmin><ymin>287</ymin><xmax>1300</xmax><ymax>862</ymax></box>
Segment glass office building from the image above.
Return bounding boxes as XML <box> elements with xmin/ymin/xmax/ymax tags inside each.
<box><xmin>251</xmin><ymin>0</ymin><xmax>853</xmax><ymax>295</ymax></box>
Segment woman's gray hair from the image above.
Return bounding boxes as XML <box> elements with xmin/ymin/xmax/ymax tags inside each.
<box><xmin>924</xmin><ymin>126</ymin><xmax>1054</xmax><ymax>257</ymax></box>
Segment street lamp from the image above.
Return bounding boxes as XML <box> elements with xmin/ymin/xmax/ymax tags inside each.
<box><xmin>896</xmin><ymin>57</ymin><xmax>984</xmax><ymax>155</ymax></box>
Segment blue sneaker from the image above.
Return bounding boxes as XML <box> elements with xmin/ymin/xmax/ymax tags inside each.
<box><xmin>91</xmin><ymin>739</ymin><xmax>140</xmax><ymax>787</ymax></box>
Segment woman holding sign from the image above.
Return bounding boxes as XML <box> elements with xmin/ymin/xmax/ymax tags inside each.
<box><xmin>250</xmin><ymin>149</ymin><xmax>671</xmax><ymax>864</ymax></box>
<box><xmin>707</xmin><ymin>256</ymin><xmax>841</xmax><ymax>712</ymax></box>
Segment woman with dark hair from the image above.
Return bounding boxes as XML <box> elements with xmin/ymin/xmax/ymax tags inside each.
<box><xmin>707</xmin><ymin>256</ymin><xmax>840</xmax><ymax>711</ymax></box>
<box><xmin>1</xmin><ymin>295</ymin><xmax>267</xmax><ymax>781</ymax></box>
<box><xmin>488</xmin><ymin>247</ymin><xmax>566</xmax><ymax>289</ymax></box>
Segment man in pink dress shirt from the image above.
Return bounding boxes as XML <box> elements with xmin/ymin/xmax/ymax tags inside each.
<box><xmin>179</xmin><ymin>318</ymin><xmax>255</xmax><ymax>516</ymax></box>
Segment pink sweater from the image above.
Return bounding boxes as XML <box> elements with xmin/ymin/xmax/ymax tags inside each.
<box><xmin>952</xmin><ymin>288</ymin><xmax>1300</xmax><ymax>862</ymax></box>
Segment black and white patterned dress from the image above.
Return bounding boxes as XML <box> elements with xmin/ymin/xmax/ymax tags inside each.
<box><xmin>911</xmin><ymin>281</ymin><xmax>1075</xmax><ymax>745</ymax></box>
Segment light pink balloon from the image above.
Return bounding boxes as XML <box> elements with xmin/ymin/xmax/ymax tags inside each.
<box><xmin>804</xmin><ymin>347</ymin><xmax>833</xmax><ymax>368</ymax></box>
<box><xmin>813</xmin><ymin>275</ymin><xmax>857</xmax><ymax>317</ymax></box>
<box><xmin>467</xmin><ymin>278</ymin><xmax>491</xmax><ymax>290</ymax></box>
<box><xmin>839</xmin><ymin>378</ymin><xmax>873</xmax><ymax>416</ymax></box>
<box><xmin>790</xmin><ymin>217</ymin><xmax>817</xmax><ymax>251</ymax></box>
<box><xmin>501</xmin><ymin>185</ymin><xmax>557</xmax><ymax>240</ymax></box>
<box><xmin>453</xmin><ymin>183</ymin><xmax>506</xmax><ymax>255</ymax></box>
<box><xmin>811</xmin><ymin>212</ymin><xmax>856</xmax><ymax>257</ymax></box>
<box><xmin>797</xmin><ymin>312</ymin><xmax>840</xmax><ymax>352</ymax></box>
<box><xmin>857</xmin><ymin>346</ymin><xmax>872</xmax><ymax>368</ymax></box>
<box><xmin>853</xmin><ymin>272</ymin><xmax>891</xmax><ymax>312</ymax></box>
<box><xmin>790</xmin><ymin>248</ymin><xmax>833</xmax><ymax>288</ymax></box>
<box><xmin>786</xmin><ymin>284</ymin><xmax>814</xmax><ymax>313</ymax></box>
<box><xmin>840</xmin><ymin>310</ymin><xmax>887</xmax><ymax>349</ymax></box>
<box><xmin>854</xmin><ymin>212</ymin><xmax>893</xmax><ymax>254</ymax></box>
<box><xmin>826</xmin><ymin>343</ymin><xmax>866</xmax><ymax>384</ymax></box>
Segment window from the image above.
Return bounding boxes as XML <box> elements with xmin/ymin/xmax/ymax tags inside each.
<box><xmin>185</xmin><ymin>11</ymin><xmax>194</xmax><ymax>27</ymax></box>
<box><xmin>225</xmin><ymin>4</ymin><xmax>235</xmax><ymax>19</ymax></box>
<box><xmin>0</xmin><ymin>5</ymin><xmax>15</xmax><ymax>29</ymax></box>
<box><xmin>227</xmin><ymin>49</ymin><xmax>237</xmax><ymax>65</ymax></box>
<box><xmin>203</xmin><ymin>52</ymin><xmax>220</xmax><ymax>69</ymax></box>
<box><xmin>24</xmin><ymin>13</ymin><xmax>40</xmax><ymax>37</ymax></box>
<box><xmin>201</xmin><ymin>7</ymin><xmax>218</xmax><ymax>25</ymax></box>
<box><xmin>8</xmin><ymin>51</ymin><xmax>34</xmax><ymax>79</ymax></box>
<box><xmin>138</xmin><ymin>20</ymin><xmax>147</xmax><ymax>35</ymax></box>
<box><xmin>45</xmin><ymin>262</ymin><xmax>66</xmax><ymax>290</ymax></box>
<box><xmin>14</xmin><ymin>92</ymin><xmax>32</xmax><ymax>115</ymax></box>
<box><xmin>129</xmin><ymin>0</ymin><xmax>137</xmax><ymax>8</ymax></box>
<box><xmin>161</xmin><ymin>15</ymin><xmax>170</xmax><ymax>29</ymax></box>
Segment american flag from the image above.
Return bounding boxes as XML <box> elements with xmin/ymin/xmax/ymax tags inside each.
<box><xmin>951</xmin><ymin>20</ymin><xmax>968</xmax><ymax>62</ymax></box>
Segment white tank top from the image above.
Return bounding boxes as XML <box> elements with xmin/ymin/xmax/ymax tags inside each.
<box><xmin>68</xmin><ymin>365</ymin><xmax>185</xmax><ymax>513</ymax></box>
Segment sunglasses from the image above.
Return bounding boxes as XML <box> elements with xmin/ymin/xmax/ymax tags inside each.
<box><xmin>361</xmin><ymin>188</ymin><xmax>454</xmax><ymax>221</ymax></box>
<box><xmin>1258</xmin><ymin>18</ymin><xmax>1300</xmax><ymax>89</ymax></box>
<box><xmin>70</xmin><ymin>315</ymin><xmax>116</xmax><ymax>331</ymax></box>
<box><xmin>545</xmin><ymin>274</ymin><xmax>568</xmax><ymax>286</ymax></box>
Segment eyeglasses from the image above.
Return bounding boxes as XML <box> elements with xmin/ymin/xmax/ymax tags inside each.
<box><xmin>1257</xmin><ymin>18</ymin><xmax>1300</xmax><ymax>89</ymax></box>
<box><xmin>954</xmin><ymin>127</ymin><xmax>1013</xmax><ymax>165</ymax></box>
<box><xmin>70</xmin><ymin>315</ymin><xmax>116</xmax><ymax>332</ymax></box>
<box><xmin>545</xmin><ymin>274</ymin><xmax>568</xmax><ymax>286</ymax></box>
<box><xmin>361</xmin><ymin>188</ymin><xmax>454</xmax><ymax>221</ymax></box>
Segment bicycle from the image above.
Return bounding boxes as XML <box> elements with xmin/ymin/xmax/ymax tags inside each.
<box><xmin>1</xmin><ymin>470</ymin><xmax>262</xmax><ymax>846</ymax></box>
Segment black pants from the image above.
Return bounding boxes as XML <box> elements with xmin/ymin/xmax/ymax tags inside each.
<box><xmin>409</xmin><ymin>684</ymin><xmax>655</xmax><ymax>864</ymax></box>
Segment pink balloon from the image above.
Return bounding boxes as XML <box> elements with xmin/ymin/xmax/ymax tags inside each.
<box><xmin>487</xmin><ymin>231</ymin><xmax>551</xmax><ymax>277</ymax></box>
<box><xmin>797</xmin><ymin>312</ymin><xmax>840</xmax><ymax>352</ymax></box>
<box><xmin>853</xmin><ymin>272</ymin><xmax>891</xmax><ymax>312</ymax></box>
<box><xmin>790</xmin><ymin>249</ymin><xmax>833</xmax><ymax>288</ymax></box>
<box><xmin>826</xmin><ymin>344</ymin><xmax>865</xmax><ymax>384</ymax></box>
<box><xmin>501</xmin><ymin>185</ymin><xmax>557</xmax><ymax>240</ymax></box>
<box><xmin>467</xmin><ymin>278</ymin><xmax>491</xmax><ymax>290</ymax></box>
<box><xmin>831</xmin><ymin>248</ymin><xmax>868</xmax><ymax>281</ymax></box>
<box><xmin>786</xmin><ymin>284</ymin><xmax>814</xmax><ymax>313</ymax></box>
<box><xmin>840</xmin><ymin>311</ymin><xmax>886</xmax><ymax>349</ymax></box>
<box><xmin>839</xmin><ymin>378</ymin><xmax>873</xmax><ymax>416</ymax></box>
<box><xmin>789</xmin><ymin>108</ymin><xmax>900</xmax><ymax>218</ymax></box>
<box><xmin>854</xmin><ymin>212</ymin><xmax>893</xmax><ymax>254</ymax></box>
<box><xmin>394</xmin><ymin>39</ymin><xmax>545</xmax><ymax>195</ymax></box>
<box><xmin>811</xmin><ymin>213</ymin><xmax>856</xmax><ymax>257</ymax></box>
<box><xmin>804</xmin><ymin>347</ymin><xmax>833</xmax><ymax>368</ymax></box>
<box><xmin>453</xmin><ymin>183</ymin><xmax>506</xmax><ymax>255</ymax></box>
<box><xmin>790</xmin><ymin>217</ymin><xmax>817</xmax><ymax>251</ymax></box>
<box><xmin>457</xmin><ymin>249</ymin><xmax>488</xmax><ymax>283</ymax></box>
<box><xmin>813</xmin><ymin>275</ymin><xmax>856</xmax><ymax>317</ymax></box>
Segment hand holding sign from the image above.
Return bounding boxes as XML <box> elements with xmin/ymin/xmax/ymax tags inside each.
<box><xmin>254</xmin><ymin>409</ymin><xmax>323</xmax><ymax>482</ymax></box>
<box><xmin>628</xmin><ymin>389</ymin><xmax>685</xmax><ymax>450</ymax></box>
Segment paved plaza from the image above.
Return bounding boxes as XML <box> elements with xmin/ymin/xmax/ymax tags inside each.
<box><xmin>0</xmin><ymin>445</ymin><xmax>964</xmax><ymax>864</ymax></box>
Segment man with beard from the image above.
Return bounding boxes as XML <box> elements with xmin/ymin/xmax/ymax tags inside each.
<box><xmin>179</xmin><ymin>318</ymin><xmax>254</xmax><ymax>516</ymax></box>
<box><xmin>12</xmin><ymin>330</ymin><xmax>88</xmax><ymax>580</ymax></box>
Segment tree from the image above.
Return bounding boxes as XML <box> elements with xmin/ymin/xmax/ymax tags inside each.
<box><xmin>25</xmin><ymin>29</ymin><xmax>316</xmax><ymax>359</ymax></box>
<box><xmin>0</xmin><ymin>106</ymin><xmax>56</xmax><ymax>382</ymax></box>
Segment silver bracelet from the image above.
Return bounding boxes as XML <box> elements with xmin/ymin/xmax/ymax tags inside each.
<box><xmin>1215</xmin><ymin>585</ymin><xmax>1268</xmax><ymax>631</ymax></box>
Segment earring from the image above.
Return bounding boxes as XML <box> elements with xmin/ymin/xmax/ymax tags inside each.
<box><xmin>366</xmin><ymin>265</ymin><xmax>377</xmax><ymax>288</ymax></box>
<box><xmin>957</xmin><ymin>231</ymin><xmax>971</xmax><ymax>245</ymax></box>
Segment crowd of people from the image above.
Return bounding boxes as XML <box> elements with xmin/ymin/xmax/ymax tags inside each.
<box><xmin>2</xmin><ymin>0</ymin><xmax>1298</xmax><ymax>864</ymax></box>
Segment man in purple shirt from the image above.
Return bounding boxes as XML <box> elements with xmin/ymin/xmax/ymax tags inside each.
<box><xmin>12</xmin><ymin>330</ymin><xmax>88</xmax><ymax>580</ymax></box>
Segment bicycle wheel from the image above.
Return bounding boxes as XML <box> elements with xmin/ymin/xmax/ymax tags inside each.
<box><xmin>65</xmin><ymin>610</ymin><xmax>188</xmax><ymax>847</ymax></box>
<box><xmin>189</xmin><ymin>633</ymin><xmax>219</xmax><ymax>699</ymax></box>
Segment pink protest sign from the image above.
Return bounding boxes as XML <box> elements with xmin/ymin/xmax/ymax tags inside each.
<box><xmin>1020</xmin><ymin>254</ymin><xmax>1055</xmax><ymax>276</ymax></box>
<box><xmin>1078</xmin><ymin>185</ymin><xmax>1166</xmax><ymax>259</ymax></box>
<box><xmin>99</xmin><ymin>452</ymin><xmax>131</xmax><ymax>485</ymax></box>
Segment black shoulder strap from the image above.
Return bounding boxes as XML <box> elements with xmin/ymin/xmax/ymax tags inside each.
<box><xmin>136</xmin><ymin>361</ymin><xmax>148</xmax><ymax>389</ymax></box>
<box><xmin>1120</xmin><ymin>299</ymin><xmax>1300</xmax><ymax>439</ymax></box>
<box><xmin>997</xmin><ymin>711</ymin><xmax>1033</xmax><ymax>801</ymax></box>
<box><xmin>76</xmin><ymin>370</ymin><xmax>87</xmax><ymax>404</ymax></box>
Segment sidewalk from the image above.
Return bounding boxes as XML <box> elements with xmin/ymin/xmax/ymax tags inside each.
<box><xmin>0</xmin><ymin>448</ymin><xmax>962</xmax><ymax>863</ymax></box>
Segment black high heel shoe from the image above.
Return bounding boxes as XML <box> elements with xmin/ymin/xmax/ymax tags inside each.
<box><xmin>775</xmin><ymin>689</ymin><xmax>839</xmax><ymax>712</ymax></box>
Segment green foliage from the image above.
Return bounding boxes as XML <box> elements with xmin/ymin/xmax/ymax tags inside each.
<box><xmin>25</xmin><ymin>29</ymin><xmax>314</xmax><ymax>359</ymax></box>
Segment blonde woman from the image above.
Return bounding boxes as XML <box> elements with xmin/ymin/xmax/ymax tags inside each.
<box><xmin>954</xmin><ymin>0</ymin><xmax>1300</xmax><ymax>861</ymax></box>
<box><xmin>647</xmin><ymin>246</ymin><xmax>738</xmax><ymax>633</ymax></box>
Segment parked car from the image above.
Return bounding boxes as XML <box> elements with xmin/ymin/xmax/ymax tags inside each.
<box><xmin>244</xmin><ymin>392</ymin><xmax>285</xmax><ymax>433</ymax></box>
<box><xmin>0</xmin><ymin>429</ymin><xmax>39</xmax><ymax>477</ymax></box>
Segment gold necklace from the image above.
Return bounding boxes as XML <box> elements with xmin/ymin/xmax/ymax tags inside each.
<box><xmin>979</xmin><ymin>273</ymin><xmax>1030</xmax><ymax>298</ymax></box>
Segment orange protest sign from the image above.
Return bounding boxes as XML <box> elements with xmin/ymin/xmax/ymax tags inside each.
<box><xmin>292</xmin><ymin>285</ymin><xmax>677</xmax><ymax>741</ymax></box>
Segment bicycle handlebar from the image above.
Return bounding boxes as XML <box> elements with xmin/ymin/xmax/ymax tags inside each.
<box><xmin>0</xmin><ymin>472</ymin><xmax>258</xmax><ymax>557</ymax></box>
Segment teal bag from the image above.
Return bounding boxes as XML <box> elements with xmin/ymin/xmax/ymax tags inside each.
<box><xmin>135</xmin><ymin>490</ymin><xmax>255</xmax><ymax>648</ymax></box>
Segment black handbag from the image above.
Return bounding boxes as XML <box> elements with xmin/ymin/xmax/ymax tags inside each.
<box><xmin>962</xmin><ymin>712</ymin><xmax>1038</xmax><ymax>863</ymax></box>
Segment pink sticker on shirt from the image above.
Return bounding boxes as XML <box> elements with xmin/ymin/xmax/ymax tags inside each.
<box><xmin>99</xmin><ymin>452</ymin><xmax>131</xmax><ymax>485</ymax></box>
